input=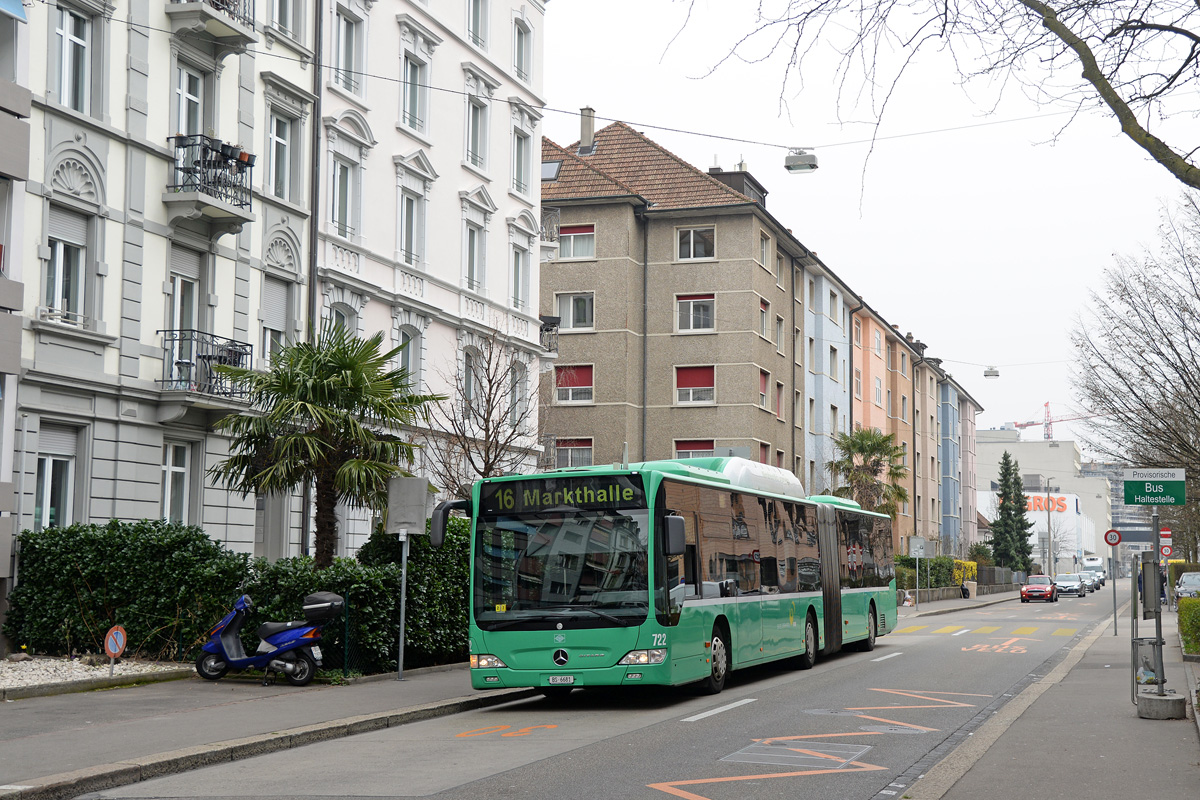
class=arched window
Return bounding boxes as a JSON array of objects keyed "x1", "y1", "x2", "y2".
[
  {"x1": 398, "y1": 326, "x2": 421, "y2": 391},
  {"x1": 330, "y1": 302, "x2": 356, "y2": 333}
]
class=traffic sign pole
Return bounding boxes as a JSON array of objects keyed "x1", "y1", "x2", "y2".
[{"x1": 1105, "y1": 529, "x2": 1121, "y2": 636}]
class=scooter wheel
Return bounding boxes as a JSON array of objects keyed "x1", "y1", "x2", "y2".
[
  {"x1": 195, "y1": 652, "x2": 228, "y2": 680},
  {"x1": 285, "y1": 651, "x2": 316, "y2": 687}
]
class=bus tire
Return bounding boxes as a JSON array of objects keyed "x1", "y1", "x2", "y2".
[
  {"x1": 797, "y1": 613, "x2": 817, "y2": 670},
  {"x1": 857, "y1": 606, "x2": 877, "y2": 652},
  {"x1": 700, "y1": 624, "x2": 730, "y2": 694}
]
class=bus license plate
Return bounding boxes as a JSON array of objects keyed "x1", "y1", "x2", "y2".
[{"x1": 548, "y1": 676, "x2": 575, "y2": 685}]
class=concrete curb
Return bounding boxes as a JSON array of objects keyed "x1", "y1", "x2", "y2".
[
  {"x1": 903, "y1": 595, "x2": 1018, "y2": 618},
  {"x1": 0, "y1": 668, "x2": 196, "y2": 702},
  {"x1": 0, "y1": 686, "x2": 539, "y2": 800}
]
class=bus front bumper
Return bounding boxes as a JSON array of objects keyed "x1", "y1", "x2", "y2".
[{"x1": 471, "y1": 663, "x2": 671, "y2": 690}]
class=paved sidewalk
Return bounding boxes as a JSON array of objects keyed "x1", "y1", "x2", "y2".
[
  {"x1": 915, "y1": 603, "x2": 1200, "y2": 799},
  {"x1": 896, "y1": 588, "x2": 1021, "y2": 618},
  {"x1": 0, "y1": 664, "x2": 534, "y2": 800}
]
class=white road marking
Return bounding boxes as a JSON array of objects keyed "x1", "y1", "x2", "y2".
[
  {"x1": 683, "y1": 698, "x2": 757, "y2": 722},
  {"x1": 872, "y1": 652, "x2": 902, "y2": 662},
  {"x1": 952, "y1": 629, "x2": 972, "y2": 636}
]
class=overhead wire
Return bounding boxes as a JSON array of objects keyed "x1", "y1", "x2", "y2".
[{"x1": 33, "y1": 0, "x2": 1078, "y2": 155}]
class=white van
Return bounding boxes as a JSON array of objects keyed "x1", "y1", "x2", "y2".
[{"x1": 1081, "y1": 556, "x2": 1106, "y2": 581}]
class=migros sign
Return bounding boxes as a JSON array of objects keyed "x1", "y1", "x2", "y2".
[{"x1": 1027, "y1": 495, "x2": 1068, "y2": 513}]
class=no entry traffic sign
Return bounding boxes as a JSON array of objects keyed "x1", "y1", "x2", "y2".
[{"x1": 1104, "y1": 529, "x2": 1122, "y2": 546}]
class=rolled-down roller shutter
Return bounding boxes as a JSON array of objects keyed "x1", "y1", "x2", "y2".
[
  {"x1": 39, "y1": 423, "x2": 77, "y2": 455},
  {"x1": 261, "y1": 277, "x2": 288, "y2": 332}
]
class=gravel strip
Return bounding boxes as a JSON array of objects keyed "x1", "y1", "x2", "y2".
[{"x1": 1, "y1": 656, "x2": 187, "y2": 689}]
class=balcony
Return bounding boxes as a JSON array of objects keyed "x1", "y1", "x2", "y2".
[
  {"x1": 540, "y1": 206, "x2": 560, "y2": 242},
  {"x1": 164, "y1": 0, "x2": 258, "y2": 56},
  {"x1": 158, "y1": 329, "x2": 252, "y2": 398},
  {"x1": 163, "y1": 135, "x2": 256, "y2": 237},
  {"x1": 539, "y1": 316, "x2": 559, "y2": 353}
]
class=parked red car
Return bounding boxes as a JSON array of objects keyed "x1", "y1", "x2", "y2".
[{"x1": 1021, "y1": 575, "x2": 1058, "y2": 603}]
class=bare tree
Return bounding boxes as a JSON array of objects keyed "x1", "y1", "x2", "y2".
[
  {"x1": 1073, "y1": 194, "x2": 1200, "y2": 473},
  {"x1": 679, "y1": 1, "x2": 1200, "y2": 189},
  {"x1": 421, "y1": 328, "x2": 541, "y2": 496}
]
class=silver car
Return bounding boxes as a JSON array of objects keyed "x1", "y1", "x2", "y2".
[{"x1": 1056, "y1": 573, "x2": 1086, "y2": 597}]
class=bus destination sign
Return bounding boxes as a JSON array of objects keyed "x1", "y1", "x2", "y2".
[{"x1": 479, "y1": 475, "x2": 646, "y2": 515}]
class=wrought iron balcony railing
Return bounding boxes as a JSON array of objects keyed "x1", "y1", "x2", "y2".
[
  {"x1": 540, "y1": 206, "x2": 560, "y2": 242},
  {"x1": 167, "y1": 134, "x2": 254, "y2": 209},
  {"x1": 170, "y1": 0, "x2": 255, "y2": 31},
  {"x1": 158, "y1": 329, "x2": 253, "y2": 397}
]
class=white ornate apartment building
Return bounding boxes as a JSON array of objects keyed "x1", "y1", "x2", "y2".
[
  {"x1": 315, "y1": 0, "x2": 551, "y2": 552},
  {"x1": 0, "y1": 0, "x2": 551, "y2": 621}
]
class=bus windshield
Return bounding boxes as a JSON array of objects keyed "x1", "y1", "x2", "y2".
[{"x1": 473, "y1": 507, "x2": 651, "y2": 630}]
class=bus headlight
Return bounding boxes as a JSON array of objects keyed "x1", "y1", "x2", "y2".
[
  {"x1": 618, "y1": 648, "x2": 667, "y2": 665},
  {"x1": 471, "y1": 654, "x2": 507, "y2": 669}
]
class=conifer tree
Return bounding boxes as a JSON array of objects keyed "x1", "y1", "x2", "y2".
[{"x1": 991, "y1": 452, "x2": 1035, "y2": 572}]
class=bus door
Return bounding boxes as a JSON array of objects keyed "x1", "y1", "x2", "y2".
[{"x1": 815, "y1": 503, "x2": 842, "y2": 654}]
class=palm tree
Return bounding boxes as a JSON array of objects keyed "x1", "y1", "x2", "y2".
[
  {"x1": 208, "y1": 323, "x2": 443, "y2": 568},
  {"x1": 826, "y1": 428, "x2": 910, "y2": 517}
]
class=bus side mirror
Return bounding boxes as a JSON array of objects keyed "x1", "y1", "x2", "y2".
[
  {"x1": 664, "y1": 515, "x2": 686, "y2": 556},
  {"x1": 430, "y1": 499, "x2": 469, "y2": 548}
]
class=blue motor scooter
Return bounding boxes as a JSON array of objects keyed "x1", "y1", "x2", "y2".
[{"x1": 195, "y1": 591, "x2": 344, "y2": 686}]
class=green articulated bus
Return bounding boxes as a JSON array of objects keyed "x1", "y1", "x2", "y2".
[{"x1": 430, "y1": 456, "x2": 897, "y2": 696}]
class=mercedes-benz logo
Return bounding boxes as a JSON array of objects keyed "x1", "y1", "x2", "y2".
[{"x1": 552, "y1": 649, "x2": 569, "y2": 666}]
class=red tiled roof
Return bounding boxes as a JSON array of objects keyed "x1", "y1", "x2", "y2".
[
  {"x1": 541, "y1": 138, "x2": 640, "y2": 202},
  {"x1": 574, "y1": 122, "x2": 754, "y2": 209},
  {"x1": 543, "y1": 122, "x2": 756, "y2": 210}
]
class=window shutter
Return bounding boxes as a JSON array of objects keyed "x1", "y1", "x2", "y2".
[
  {"x1": 677, "y1": 294, "x2": 713, "y2": 302},
  {"x1": 262, "y1": 277, "x2": 289, "y2": 330},
  {"x1": 676, "y1": 440, "x2": 713, "y2": 451},
  {"x1": 556, "y1": 438, "x2": 591, "y2": 448},
  {"x1": 170, "y1": 246, "x2": 203, "y2": 281},
  {"x1": 676, "y1": 366, "x2": 713, "y2": 388},
  {"x1": 39, "y1": 424, "x2": 77, "y2": 456},
  {"x1": 48, "y1": 206, "x2": 88, "y2": 245},
  {"x1": 559, "y1": 225, "x2": 594, "y2": 235}
]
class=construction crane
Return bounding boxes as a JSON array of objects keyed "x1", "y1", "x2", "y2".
[{"x1": 1013, "y1": 401, "x2": 1100, "y2": 440}]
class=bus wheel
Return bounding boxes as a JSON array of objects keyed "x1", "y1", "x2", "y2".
[
  {"x1": 858, "y1": 607, "x2": 877, "y2": 652},
  {"x1": 700, "y1": 626, "x2": 729, "y2": 694},
  {"x1": 797, "y1": 614, "x2": 817, "y2": 670}
]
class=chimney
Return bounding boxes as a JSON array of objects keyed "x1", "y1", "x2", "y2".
[{"x1": 579, "y1": 107, "x2": 595, "y2": 155}]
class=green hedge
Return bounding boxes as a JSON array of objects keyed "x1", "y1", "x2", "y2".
[
  {"x1": 356, "y1": 515, "x2": 471, "y2": 667},
  {"x1": 1179, "y1": 597, "x2": 1200, "y2": 655},
  {"x1": 3, "y1": 520, "x2": 249, "y2": 659},
  {"x1": 895, "y1": 555, "x2": 957, "y2": 588},
  {"x1": 4, "y1": 517, "x2": 473, "y2": 673}
]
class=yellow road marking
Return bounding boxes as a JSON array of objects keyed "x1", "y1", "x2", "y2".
[
  {"x1": 1052, "y1": 628, "x2": 1078, "y2": 636},
  {"x1": 974, "y1": 626, "x2": 1001, "y2": 633},
  {"x1": 893, "y1": 625, "x2": 928, "y2": 633},
  {"x1": 1011, "y1": 626, "x2": 1038, "y2": 635},
  {"x1": 933, "y1": 625, "x2": 963, "y2": 633}
]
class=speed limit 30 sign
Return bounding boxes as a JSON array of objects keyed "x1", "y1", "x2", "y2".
[
  {"x1": 1161, "y1": 544, "x2": 1174, "y2": 558},
  {"x1": 1104, "y1": 529, "x2": 1122, "y2": 546}
]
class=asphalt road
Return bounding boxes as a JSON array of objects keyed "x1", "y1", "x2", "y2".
[{"x1": 81, "y1": 588, "x2": 1121, "y2": 800}]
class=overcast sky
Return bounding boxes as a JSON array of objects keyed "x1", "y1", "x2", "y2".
[{"x1": 540, "y1": 1, "x2": 1189, "y2": 456}]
